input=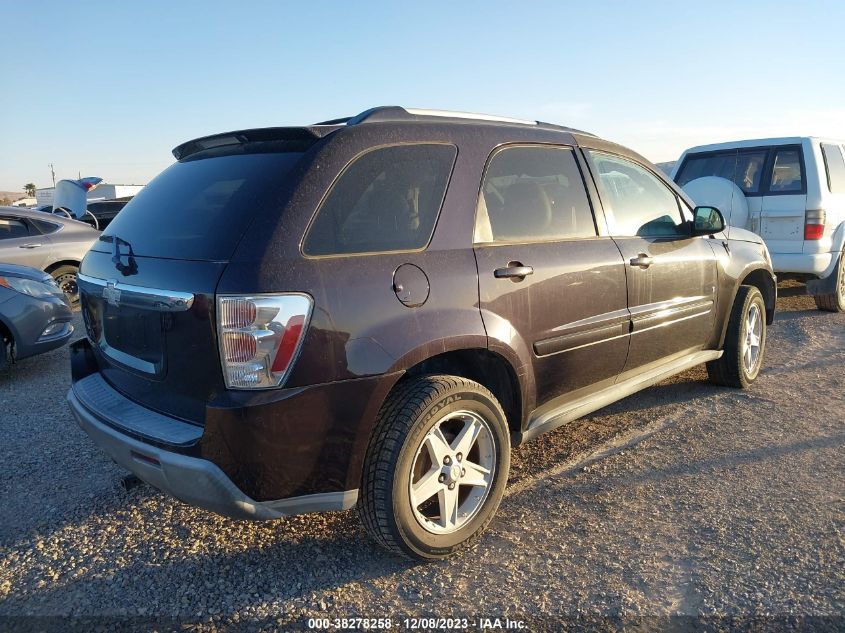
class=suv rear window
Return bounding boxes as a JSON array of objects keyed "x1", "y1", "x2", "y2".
[
  {"x1": 821, "y1": 143, "x2": 845, "y2": 193},
  {"x1": 303, "y1": 144, "x2": 457, "y2": 256},
  {"x1": 769, "y1": 149, "x2": 803, "y2": 193},
  {"x1": 676, "y1": 149, "x2": 768, "y2": 194},
  {"x1": 96, "y1": 151, "x2": 305, "y2": 260}
]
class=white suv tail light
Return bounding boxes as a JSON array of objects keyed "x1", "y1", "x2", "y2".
[
  {"x1": 804, "y1": 209, "x2": 826, "y2": 240},
  {"x1": 217, "y1": 294, "x2": 312, "y2": 389}
]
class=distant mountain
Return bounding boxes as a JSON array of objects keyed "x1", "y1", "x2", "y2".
[
  {"x1": 0, "y1": 191, "x2": 26, "y2": 205},
  {"x1": 655, "y1": 161, "x2": 676, "y2": 176}
]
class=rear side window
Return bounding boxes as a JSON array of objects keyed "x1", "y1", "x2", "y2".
[
  {"x1": 821, "y1": 143, "x2": 845, "y2": 193},
  {"x1": 304, "y1": 144, "x2": 456, "y2": 256},
  {"x1": 30, "y1": 219, "x2": 61, "y2": 234},
  {"x1": 98, "y1": 151, "x2": 306, "y2": 260},
  {"x1": 769, "y1": 149, "x2": 803, "y2": 193},
  {"x1": 589, "y1": 151, "x2": 685, "y2": 237},
  {"x1": 474, "y1": 145, "x2": 596, "y2": 243},
  {"x1": 0, "y1": 218, "x2": 30, "y2": 240},
  {"x1": 676, "y1": 149, "x2": 767, "y2": 194}
]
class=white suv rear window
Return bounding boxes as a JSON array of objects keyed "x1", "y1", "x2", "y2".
[
  {"x1": 821, "y1": 143, "x2": 845, "y2": 193},
  {"x1": 676, "y1": 150, "x2": 767, "y2": 194}
]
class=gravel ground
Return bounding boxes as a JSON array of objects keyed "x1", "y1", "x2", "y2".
[{"x1": 0, "y1": 283, "x2": 843, "y2": 631}]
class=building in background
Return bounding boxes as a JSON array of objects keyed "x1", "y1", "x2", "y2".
[{"x1": 35, "y1": 183, "x2": 144, "y2": 207}]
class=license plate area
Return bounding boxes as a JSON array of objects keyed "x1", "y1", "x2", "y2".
[
  {"x1": 78, "y1": 274, "x2": 190, "y2": 379},
  {"x1": 100, "y1": 304, "x2": 165, "y2": 375}
]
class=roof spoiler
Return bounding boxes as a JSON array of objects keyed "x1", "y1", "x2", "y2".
[{"x1": 172, "y1": 126, "x2": 339, "y2": 160}]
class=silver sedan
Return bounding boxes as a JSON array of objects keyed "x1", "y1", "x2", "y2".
[{"x1": 0, "y1": 206, "x2": 100, "y2": 303}]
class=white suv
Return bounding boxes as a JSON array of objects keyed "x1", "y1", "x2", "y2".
[{"x1": 672, "y1": 137, "x2": 845, "y2": 311}]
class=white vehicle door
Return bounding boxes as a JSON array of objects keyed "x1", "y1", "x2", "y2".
[{"x1": 760, "y1": 145, "x2": 807, "y2": 254}]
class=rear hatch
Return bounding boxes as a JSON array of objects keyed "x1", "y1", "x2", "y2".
[
  {"x1": 761, "y1": 145, "x2": 807, "y2": 254},
  {"x1": 79, "y1": 143, "x2": 314, "y2": 424}
]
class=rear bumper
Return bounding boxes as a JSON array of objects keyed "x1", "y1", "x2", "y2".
[
  {"x1": 771, "y1": 252, "x2": 833, "y2": 276},
  {"x1": 67, "y1": 375, "x2": 358, "y2": 520}
]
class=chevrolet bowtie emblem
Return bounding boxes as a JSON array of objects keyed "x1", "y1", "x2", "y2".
[{"x1": 103, "y1": 280, "x2": 121, "y2": 307}]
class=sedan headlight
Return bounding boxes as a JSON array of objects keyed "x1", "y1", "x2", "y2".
[{"x1": 0, "y1": 275, "x2": 66, "y2": 300}]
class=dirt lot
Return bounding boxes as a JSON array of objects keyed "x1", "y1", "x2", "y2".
[{"x1": 0, "y1": 283, "x2": 843, "y2": 631}]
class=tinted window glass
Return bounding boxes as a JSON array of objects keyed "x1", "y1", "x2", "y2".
[
  {"x1": 98, "y1": 152, "x2": 305, "y2": 260},
  {"x1": 0, "y1": 218, "x2": 29, "y2": 240},
  {"x1": 821, "y1": 143, "x2": 845, "y2": 193},
  {"x1": 769, "y1": 149, "x2": 803, "y2": 192},
  {"x1": 589, "y1": 152, "x2": 684, "y2": 237},
  {"x1": 475, "y1": 146, "x2": 595, "y2": 243},
  {"x1": 676, "y1": 149, "x2": 767, "y2": 194},
  {"x1": 304, "y1": 144, "x2": 456, "y2": 256},
  {"x1": 30, "y1": 219, "x2": 61, "y2": 234}
]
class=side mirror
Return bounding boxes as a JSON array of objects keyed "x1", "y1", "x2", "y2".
[{"x1": 692, "y1": 206, "x2": 725, "y2": 236}]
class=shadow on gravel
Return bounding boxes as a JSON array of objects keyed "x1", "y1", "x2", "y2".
[
  {"x1": 12, "y1": 431, "x2": 842, "y2": 617},
  {"x1": 564, "y1": 432, "x2": 845, "y2": 495},
  {"x1": 777, "y1": 284, "x2": 808, "y2": 299},
  {"x1": 582, "y1": 377, "x2": 719, "y2": 421}
]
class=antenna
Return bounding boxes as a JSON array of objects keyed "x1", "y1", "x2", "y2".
[{"x1": 49, "y1": 163, "x2": 56, "y2": 187}]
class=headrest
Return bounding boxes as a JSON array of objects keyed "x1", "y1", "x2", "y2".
[{"x1": 490, "y1": 181, "x2": 551, "y2": 240}]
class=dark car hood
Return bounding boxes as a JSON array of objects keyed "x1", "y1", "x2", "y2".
[{"x1": 0, "y1": 263, "x2": 52, "y2": 283}]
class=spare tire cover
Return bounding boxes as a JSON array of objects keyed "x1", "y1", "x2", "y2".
[{"x1": 682, "y1": 176, "x2": 749, "y2": 231}]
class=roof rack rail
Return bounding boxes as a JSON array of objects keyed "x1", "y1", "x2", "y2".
[{"x1": 314, "y1": 106, "x2": 596, "y2": 136}]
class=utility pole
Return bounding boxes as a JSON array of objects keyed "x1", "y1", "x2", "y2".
[{"x1": 49, "y1": 163, "x2": 56, "y2": 187}]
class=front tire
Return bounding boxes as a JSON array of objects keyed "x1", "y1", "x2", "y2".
[
  {"x1": 707, "y1": 285, "x2": 767, "y2": 388},
  {"x1": 358, "y1": 375, "x2": 511, "y2": 560},
  {"x1": 813, "y1": 251, "x2": 845, "y2": 312}
]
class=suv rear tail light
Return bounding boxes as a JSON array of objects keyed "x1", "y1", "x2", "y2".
[
  {"x1": 217, "y1": 294, "x2": 312, "y2": 389},
  {"x1": 804, "y1": 209, "x2": 826, "y2": 240}
]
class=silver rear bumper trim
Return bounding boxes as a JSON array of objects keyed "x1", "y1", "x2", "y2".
[{"x1": 67, "y1": 386, "x2": 359, "y2": 520}]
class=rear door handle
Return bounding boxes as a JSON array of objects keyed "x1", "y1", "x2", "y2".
[
  {"x1": 629, "y1": 254, "x2": 653, "y2": 269},
  {"x1": 494, "y1": 265, "x2": 534, "y2": 279},
  {"x1": 20, "y1": 243, "x2": 42, "y2": 249}
]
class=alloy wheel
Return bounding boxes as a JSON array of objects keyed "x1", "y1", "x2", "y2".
[
  {"x1": 409, "y1": 410, "x2": 496, "y2": 534},
  {"x1": 742, "y1": 303, "x2": 762, "y2": 374}
]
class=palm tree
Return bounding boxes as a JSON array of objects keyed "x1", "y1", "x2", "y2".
[{"x1": 24, "y1": 183, "x2": 36, "y2": 197}]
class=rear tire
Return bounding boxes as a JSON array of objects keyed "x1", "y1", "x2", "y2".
[
  {"x1": 813, "y1": 252, "x2": 845, "y2": 312},
  {"x1": 358, "y1": 375, "x2": 510, "y2": 560},
  {"x1": 707, "y1": 285, "x2": 767, "y2": 388},
  {"x1": 50, "y1": 265, "x2": 79, "y2": 304}
]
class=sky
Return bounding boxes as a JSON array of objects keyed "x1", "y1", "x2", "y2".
[{"x1": 2, "y1": 0, "x2": 845, "y2": 192}]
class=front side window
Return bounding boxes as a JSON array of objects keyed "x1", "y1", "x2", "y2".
[
  {"x1": 769, "y1": 149, "x2": 803, "y2": 193},
  {"x1": 0, "y1": 218, "x2": 29, "y2": 240},
  {"x1": 821, "y1": 143, "x2": 845, "y2": 193},
  {"x1": 675, "y1": 149, "x2": 768, "y2": 194},
  {"x1": 475, "y1": 145, "x2": 596, "y2": 243},
  {"x1": 304, "y1": 144, "x2": 457, "y2": 256},
  {"x1": 588, "y1": 152, "x2": 684, "y2": 237}
]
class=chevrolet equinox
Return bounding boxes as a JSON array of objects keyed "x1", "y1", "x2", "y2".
[{"x1": 68, "y1": 107, "x2": 777, "y2": 559}]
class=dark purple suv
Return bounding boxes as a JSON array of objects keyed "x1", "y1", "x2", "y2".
[{"x1": 68, "y1": 107, "x2": 776, "y2": 559}]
